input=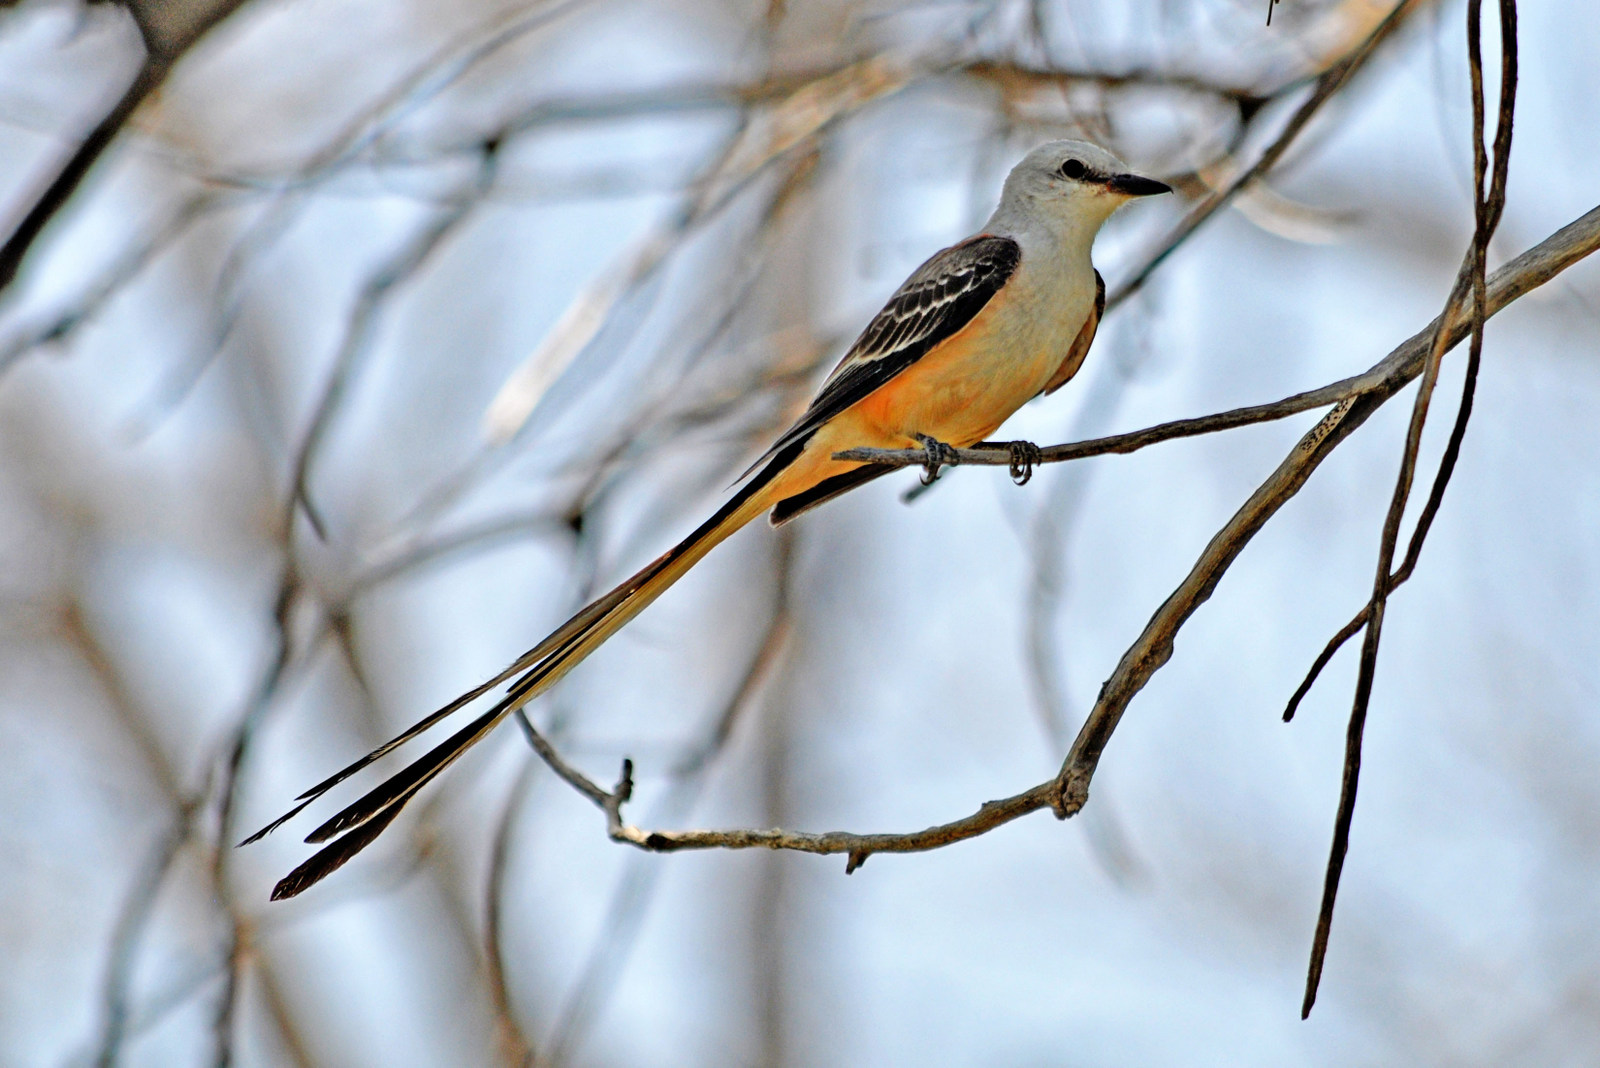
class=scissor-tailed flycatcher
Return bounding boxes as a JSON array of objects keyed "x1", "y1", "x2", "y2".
[{"x1": 249, "y1": 140, "x2": 1170, "y2": 899}]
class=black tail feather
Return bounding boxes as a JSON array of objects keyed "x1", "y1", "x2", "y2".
[
  {"x1": 304, "y1": 698, "x2": 511, "y2": 844},
  {"x1": 236, "y1": 583, "x2": 643, "y2": 849},
  {"x1": 253, "y1": 444, "x2": 805, "y2": 895},
  {"x1": 271, "y1": 801, "x2": 406, "y2": 900}
]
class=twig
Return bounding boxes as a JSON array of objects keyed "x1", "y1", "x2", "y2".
[
  {"x1": 1298, "y1": 0, "x2": 1518, "y2": 1018},
  {"x1": 834, "y1": 377, "x2": 1384, "y2": 469}
]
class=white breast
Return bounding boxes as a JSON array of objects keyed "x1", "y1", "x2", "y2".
[{"x1": 985, "y1": 236, "x2": 1097, "y2": 394}]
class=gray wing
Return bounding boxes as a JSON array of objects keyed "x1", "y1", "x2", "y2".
[{"x1": 743, "y1": 234, "x2": 1021, "y2": 477}]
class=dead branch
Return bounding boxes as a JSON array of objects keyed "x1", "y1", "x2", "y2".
[{"x1": 1298, "y1": 0, "x2": 1519, "y2": 1018}]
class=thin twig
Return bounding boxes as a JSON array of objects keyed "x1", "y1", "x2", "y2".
[
  {"x1": 834, "y1": 375, "x2": 1381, "y2": 469},
  {"x1": 1298, "y1": 0, "x2": 1518, "y2": 1018}
]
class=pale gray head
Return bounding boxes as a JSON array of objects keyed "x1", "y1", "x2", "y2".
[{"x1": 986, "y1": 139, "x2": 1170, "y2": 244}]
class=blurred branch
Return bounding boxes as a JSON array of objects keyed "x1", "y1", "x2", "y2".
[
  {"x1": 501, "y1": 203, "x2": 1599, "y2": 871},
  {"x1": 0, "y1": 0, "x2": 589, "y2": 395},
  {"x1": 0, "y1": 0, "x2": 253, "y2": 295},
  {"x1": 58, "y1": 601, "x2": 204, "y2": 1068},
  {"x1": 963, "y1": 59, "x2": 1266, "y2": 108},
  {"x1": 539, "y1": 530, "x2": 794, "y2": 1064},
  {"x1": 485, "y1": 765, "x2": 538, "y2": 1068},
  {"x1": 209, "y1": 568, "x2": 303, "y2": 1064},
  {"x1": 288, "y1": 144, "x2": 500, "y2": 539},
  {"x1": 408, "y1": 142, "x2": 826, "y2": 551},
  {"x1": 1108, "y1": 0, "x2": 1421, "y2": 311},
  {"x1": 0, "y1": 190, "x2": 236, "y2": 375},
  {"x1": 124, "y1": 0, "x2": 594, "y2": 425}
]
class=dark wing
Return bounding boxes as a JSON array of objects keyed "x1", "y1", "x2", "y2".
[
  {"x1": 1041, "y1": 268, "x2": 1103, "y2": 396},
  {"x1": 743, "y1": 234, "x2": 1021, "y2": 477}
]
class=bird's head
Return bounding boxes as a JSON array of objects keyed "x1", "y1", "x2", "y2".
[{"x1": 991, "y1": 139, "x2": 1170, "y2": 243}]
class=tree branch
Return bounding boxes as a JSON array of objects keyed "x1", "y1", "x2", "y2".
[{"x1": 1298, "y1": 0, "x2": 1518, "y2": 1018}]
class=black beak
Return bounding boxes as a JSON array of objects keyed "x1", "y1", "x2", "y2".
[{"x1": 1106, "y1": 173, "x2": 1172, "y2": 197}]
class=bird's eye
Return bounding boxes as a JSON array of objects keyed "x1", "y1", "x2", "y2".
[{"x1": 1059, "y1": 159, "x2": 1087, "y2": 180}]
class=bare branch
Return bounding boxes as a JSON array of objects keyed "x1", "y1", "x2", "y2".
[
  {"x1": 1055, "y1": 205, "x2": 1589, "y2": 828},
  {"x1": 1299, "y1": 0, "x2": 1519, "y2": 1018},
  {"x1": 833, "y1": 377, "x2": 1373, "y2": 469}
]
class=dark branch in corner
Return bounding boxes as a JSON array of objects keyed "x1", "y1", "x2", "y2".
[{"x1": 0, "y1": 0, "x2": 254, "y2": 296}]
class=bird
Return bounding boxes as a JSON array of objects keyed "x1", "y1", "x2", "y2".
[{"x1": 246, "y1": 139, "x2": 1170, "y2": 899}]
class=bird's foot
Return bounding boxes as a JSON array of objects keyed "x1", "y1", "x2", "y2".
[
  {"x1": 913, "y1": 434, "x2": 960, "y2": 485},
  {"x1": 973, "y1": 439, "x2": 1044, "y2": 485}
]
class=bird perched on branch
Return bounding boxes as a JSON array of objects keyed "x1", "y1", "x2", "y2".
[{"x1": 245, "y1": 139, "x2": 1170, "y2": 899}]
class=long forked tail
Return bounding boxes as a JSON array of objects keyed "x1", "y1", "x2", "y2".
[{"x1": 254, "y1": 454, "x2": 791, "y2": 900}]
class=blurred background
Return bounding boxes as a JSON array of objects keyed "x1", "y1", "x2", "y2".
[{"x1": 1, "y1": 0, "x2": 1597, "y2": 1064}]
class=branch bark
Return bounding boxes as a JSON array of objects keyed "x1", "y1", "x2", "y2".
[{"x1": 1052, "y1": 201, "x2": 1591, "y2": 820}]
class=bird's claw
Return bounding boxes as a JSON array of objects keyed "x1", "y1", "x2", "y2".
[
  {"x1": 914, "y1": 433, "x2": 959, "y2": 485},
  {"x1": 973, "y1": 439, "x2": 1044, "y2": 485},
  {"x1": 1005, "y1": 440, "x2": 1043, "y2": 485}
]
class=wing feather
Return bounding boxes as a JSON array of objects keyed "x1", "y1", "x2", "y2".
[{"x1": 742, "y1": 234, "x2": 1021, "y2": 476}]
